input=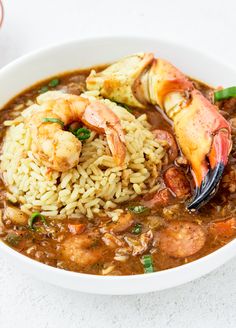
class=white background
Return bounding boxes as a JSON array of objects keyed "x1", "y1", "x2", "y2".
[{"x1": 0, "y1": 0, "x2": 236, "y2": 327}]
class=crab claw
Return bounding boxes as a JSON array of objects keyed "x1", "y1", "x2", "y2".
[
  {"x1": 187, "y1": 128, "x2": 231, "y2": 210},
  {"x1": 185, "y1": 92, "x2": 232, "y2": 211},
  {"x1": 86, "y1": 54, "x2": 232, "y2": 210},
  {"x1": 163, "y1": 86, "x2": 232, "y2": 211}
]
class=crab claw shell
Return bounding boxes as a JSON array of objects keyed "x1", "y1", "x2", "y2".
[
  {"x1": 187, "y1": 129, "x2": 232, "y2": 211},
  {"x1": 183, "y1": 91, "x2": 232, "y2": 211},
  {"x1": 86, "y1": 53, "x2": 232, "y2": 211},
  {"x1": 147, "y1": 58, "x2": 193, "y2": 108}
]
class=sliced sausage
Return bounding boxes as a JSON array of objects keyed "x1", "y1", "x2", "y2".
[
  {"x1": 164, "y1": 166, "x2": 191, "y2": 198},
  {"x1": 229, "y1": 118, "x2": 236, "y2": 135},
  {"x1": 209, "y1": 218, "x2": 236, "y2": 238},
  {"x1": 159, "y1": 221, "x2": 206, "y2": 258},
  {"x1": 153, "y1": 129, "x2": 178, "y2": 162},
  {"x1": 142, "y1": 188, "x2": 171, "y2": 208}
]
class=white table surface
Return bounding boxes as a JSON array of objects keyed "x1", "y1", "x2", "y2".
[{"x1": 0, "y1": 0, "x2": 236, "y2": 327}]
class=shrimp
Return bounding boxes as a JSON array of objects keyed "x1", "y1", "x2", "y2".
[
  {"x1": 62, "y1": 233, "x2": 103, "y2": 267},
  {"x1": 25, "y1": 91, "x2": 126, "y2": 172}
]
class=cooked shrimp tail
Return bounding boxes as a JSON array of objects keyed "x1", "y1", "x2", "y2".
[
  {"x1": 81, "y1": 101, "x2": 126, "y2": 165},
  {"x1": 25, "y1": 91, "x2": 126, "y2": 171}
]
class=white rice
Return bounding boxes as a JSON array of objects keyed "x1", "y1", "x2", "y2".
[{"x1": 0, "y1": 91, "x2": 167, "y2": 219}]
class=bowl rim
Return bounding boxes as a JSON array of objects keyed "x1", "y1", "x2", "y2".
[
  {"x1": 0, "y1": 1, "x2": 3, "y2": 28},
  {"x1": 1, "y1": 35, "x2": 236, "y2": 77},
  {"x1": 0, "y1": 35, "x2": 236, "y2": 294}
]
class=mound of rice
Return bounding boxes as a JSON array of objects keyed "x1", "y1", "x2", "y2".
[{"x1": 0, "y1": 91, "x2": 166, "y2": 219}]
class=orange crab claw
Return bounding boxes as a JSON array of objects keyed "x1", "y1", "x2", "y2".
[
  {"x1": 186, "y1": 93, "x2": 232, "y2": 210},
  {"x1": 187, "y1": 130, "x2": 231, "y2": 210},
  {"x1": 146, "y1": 58, "x2": 193, "y2": 108},
  {"x1": 86, "y1": 53, "x2": 232, "y2": 210}
]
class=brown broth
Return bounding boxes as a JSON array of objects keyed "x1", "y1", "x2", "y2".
[{"x1": 0, "y1": 67, "x2": 235, "y2": 276}]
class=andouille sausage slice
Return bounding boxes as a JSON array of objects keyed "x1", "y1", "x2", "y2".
[
  {"x1": 164, "y1": 166, "x2": 191, "y2": 198},
  {"x1": 153, "y1": 129, "x2": 178, "y2": 162},
  {"x1": 159, "y1": 221, "x2": 206, "y2": 258},
  {"x1": 142, "y1": 188, "x2": 172, "y2": 208}
]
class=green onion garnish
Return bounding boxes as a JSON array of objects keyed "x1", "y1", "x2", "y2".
[
  {"x1": 128, "y1": 205, "x2": 148, "y2": 214},
  {"x1": 71, "y1": 127, "x2": 91, "y2": 140},
  {"x1": 141, "y1": 254, "x2": 154, "y2": 273},
  {"x1": 42, "y1": 118, "x2": 64, "y2": 126},
  {"x1": 5, "y1": 233, "x2": 21, "y2": 246},
  {"x1": 114, "y1": 101, "x2": 132, "y2": 113},
  {"x1": 214, "y1": 86, "x2": 236, "y2": 102},
  {"x1": 48, "y1": 78, "x2": 60, "y2": 87},
  {"x1": 39, "y1": 79, "x2": 60, "y2": 93},
  {"x1": 28, "y1": 212, "x2": 47, "y2": 230},
  {"x1": 122, "y1": 104, "x2": 132, "y2": 113},
  {"x1": 132, "y1": 223, "x2": 142, "y2": 234},
  {"x1": 38, "y1": 86, "x2": 49, "y2": 94}
]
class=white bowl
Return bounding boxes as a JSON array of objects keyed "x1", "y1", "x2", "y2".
[
  {"x1": 0, "y1": 1, "x2": 3, "y2": 27},
  {"x1": 0, "y1": 37, "x2": 236, "y2": 295}
]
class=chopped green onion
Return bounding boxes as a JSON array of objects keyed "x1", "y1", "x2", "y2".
[
  {"x1": 116, "y1": 102, "x2": 132, "y2": 113},
  {"x1": 38, "y1": 78, "x2": 60, "y2": 93},
  {"x1": 28, "y1": 212, "x2": 47, "y2": 230},
  {"x1": 214, "y1": 86, "x2": 236, "y2": 102},
  {"x1": 122, "y1": 104, "x2": 132, "y2": 113},
  {"x1": 5, "y1": 233, "x2": 21, "y2": 246},
  {"x1": 48, "y1": 78, "x2": 60, "y2": 87},
  {"x1": 141, "y1": 254, "x2": 154, "y2": 273},
  {"x1": 72, "y1": 127, "x2": 91, "y2": 140},
  {"x1": 38, "y1": 86, "x2": 49, "y2": 94},
  {"x1": 132, "y1": 223, "x2": 142, "y2": 234},
  {"x1": 128, "y1": 205, "x2": 148, "y2": 214},
  {"x1": 42, "y1": 118, "x2": 64, "y2": 126}
]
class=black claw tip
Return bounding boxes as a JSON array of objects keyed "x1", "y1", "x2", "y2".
[{"x1": 187, "y1": 162, "x2": 225, "y2": 211}]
